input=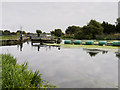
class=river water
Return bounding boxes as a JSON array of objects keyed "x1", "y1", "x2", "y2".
[{"x1": 0, "y1": 42, "x2": 118, "y2": 88}]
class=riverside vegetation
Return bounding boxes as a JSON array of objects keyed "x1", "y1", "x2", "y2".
[{"x1": 1, "y1": 54, "x2": 56, "y2": 88}]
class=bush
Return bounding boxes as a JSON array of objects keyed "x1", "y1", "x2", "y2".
[{"x1": 1, "y1": 54, "x2": 56, "y2": 88}]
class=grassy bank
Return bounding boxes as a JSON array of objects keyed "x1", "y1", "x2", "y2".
[{"x1": 1, "y1": 54, "x2": 56, "y2": 88}]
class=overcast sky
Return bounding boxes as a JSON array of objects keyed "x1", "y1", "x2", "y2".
[{"x1": 2, "y1": 2, "x2": 118, "y2": 33}]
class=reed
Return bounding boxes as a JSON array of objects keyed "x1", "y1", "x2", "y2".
[{"x1": 1, "y1": 54, "x2": 56, "y2": 88}]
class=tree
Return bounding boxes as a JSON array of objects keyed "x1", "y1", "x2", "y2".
[
  {"x1": 16, "y1": 30, "x2": 22, "y2": 35},
  {"x1": 3, "y1": 30, "x2": 11, "y2": 35},
  {"x1": 54, "y1": 29, "x2": 63, "y2": 37},
  {"x1": 116, "y1": 18, "x2": 120, "y2": 24},
  {"x1": 86, "y1": 20, "x2": 103, "y2": 39},
  {"x1": 101, "y1": 21, "x2": 116, "y2": 34},
  {"x1": 36, "y1": 30, "x2": 42, "y2": 37},
  {"x1": 116, "y1": 24, "x2": 120, "y2": 33},
  {"x1": 50, "y1": 31, "x2": 55, "y2": 35},
  {"x1": 74, "y1": 29, "x2": 84, "y2": 39},
  {"x1": 115, "y1": 18, "x2": 120, "y2": 33},
  {"x1": 11, "y1": 32, "x2": 16, "y2": 35},
  {"x1": 43, "y1": 32, "x2": 46, "y2": 34},
  {"x1": 74, "y1": 20, "x2": 103, "y2": 39},
  {"x1": 65, "y1": 26, "x2": 81, "y2": 34},
  {"x1": 22, "y1": 31, "x2": 26, "y2": 35}
]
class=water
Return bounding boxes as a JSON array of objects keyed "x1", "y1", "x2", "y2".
[{"x1": 0, "y1": 42, "x2": 118, "y2": 88}]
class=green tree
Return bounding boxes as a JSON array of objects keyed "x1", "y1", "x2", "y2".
[
  {"x1": 36, "y1": 30, "x2": 42, "y2": 37},
  {"x1": 65, "y1": 26, "x2": 81, "y2": 34},
  {"x1": 101, "y1": 21, "x2": 116, "y2": 34},
  {"x1": 86, "y1": 20, "x2": 103, "y2": 39},
  {"x1": 116, "y1": 18, "x2": 120, "y2": 24},
  {"x1": 3, "y1": 30, "x2": 11, "y2": 35},
  {"x1": 115, "y1": 18, "x2": 120, "y2": 33},
  {"x1": 54, "y1": 29, "x2": 63, "y2": 37},
  {"x1": 81, "y1": 25, "x2": 93, "y2": 39},
  {"x1": 16, "y1": 30, "x2": 22, "y2": 35},
  {"x1": 74, "y1": 20, "x2": 103, "y2": 39},
  {"x1": 74, "y1": 29, "x2": 84, "y2": 39},
  {"x1": 11, "y1": 32, "x2": 16, "y2": 35},
  {"x1": 50, "y1": 31, "x2": 55, "y2": 35},
  {"x1": 22, "y1": 31, "x2": 26, "y2": 35},
  {"x1": 43, "y1": 32, "x2": 46, "y2": 34}
]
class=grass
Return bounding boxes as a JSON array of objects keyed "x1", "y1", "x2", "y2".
[
  {"x1": 0, "y1": 35, "x2": 18, "y2": 40},
  {"x1": 46, "y1": 43, "x2": 119, "y2": 49},
  {"x1": 1, "y1": 54, "x2": 56, "y2": 88}
]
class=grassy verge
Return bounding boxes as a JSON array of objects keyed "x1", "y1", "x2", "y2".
[{"x1": 1, "y1": 54, "x2": 56, "y2": 88}]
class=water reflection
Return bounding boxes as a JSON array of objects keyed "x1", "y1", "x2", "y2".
[
  {"x1": 30, "y1": 42, "x2": 61, "y2": 51},
  {"x1": 27, "y1": 41, "x2": 29, "y2": 44},
  {"x1": 16, "y1": 41, "x2": 117, "y2": 59},
  {"x1": 83, "y1": 48, "x2": 108, "y2": 57},
  {"x1": 17, "y1": 42, "x2": 110, "y2": 57},
  {"x1": 87, "y1": 52, "x2": 99, "y2": 57},
  {"x1": 115, "y1": 52, "x2": 120, "y2": 60},
  {"x1": 0, "y1": 42, "x2": 118, "y2": 88},
  {"x1": 20, "y1": 42, "x2": 23, "y2": 51},
  {"x1": 17, "y1": 42, "x2": 23, "y2": 51}
]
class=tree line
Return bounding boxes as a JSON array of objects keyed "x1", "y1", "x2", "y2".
[
  {"x1": 0, "y1": 30, "x2": 27, "y2": 36},
  {"x1": 0, "y1": 18, "x2": 120, "y2": 40},
  {"x1": 50, "y1": 18, "x2": 120, "y2": 40}
]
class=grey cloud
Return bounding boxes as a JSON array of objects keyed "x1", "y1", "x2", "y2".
[{"x1": 2, "y1": 2, "x2": 118, "y2": 33}]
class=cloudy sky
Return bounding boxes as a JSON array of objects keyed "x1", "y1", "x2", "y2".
[{"x1": 1, "y1": 1, "x2": 119, "y2": 33}]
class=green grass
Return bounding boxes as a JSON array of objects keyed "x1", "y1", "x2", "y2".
[
  {"x1": 0, "y1": 35, "x2": 29, "y2": 40},
  {"x1": 1, "y1": 54, "x2": 56, "y2": 88},
  {"x1": 0, "y1": 35, "x2": 18, "y2": 40},
  {"x1": 46, "y1": 43, "x2": 119, "y2": 49}
]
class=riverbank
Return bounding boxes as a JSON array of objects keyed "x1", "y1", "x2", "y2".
[
  {"x1": 0, "y1": 35, "x2": 17, "y2": 40},
  {"x1": 1, "y1": 54, "x2": 56, "y2": 88},
  {"x1": 0, "y1": 35, "x2": 29, "y2": 41},
  {"x1": 0, "y1": 35, "x2": 30, "y2": 46},
  {"x1": 46, "y1": 43, "x2": 119, "y2": 52}
]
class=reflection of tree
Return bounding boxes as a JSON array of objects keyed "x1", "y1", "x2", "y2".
[
  {"x1": 83, "y1": 48, "x2": 108, "y2": 57},
  {"x1": 20, "y1": 42, "x2": 23, "y2": 51},
  {"x1": 38, "y1": 45, "x2": 40, "y2": 51},
  {"x1": 30, "y1": 43, "x2": 61, "y2": 51},
  {"x1": 58, "y1": 47, "x2": 60, "y2": 50},
  {"x1": 27, "y1": 41, "x2": 29, "y2": 44},
  {"x1": 17, "y1": 44, "x2": 19, "y2": 50},
  {"x1": 102, "y1": 51, "x2": 108, "y2": 54},
  {"x1": 116, "y1": 52, "x2": 120, "y2": 60},
  {"x1": 87, "y1": 52, "x2": 99, "y2": 57}
]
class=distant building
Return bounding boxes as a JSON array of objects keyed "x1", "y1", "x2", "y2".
[{"x1": 31, "y1": 33, "x2": 52, "y2": 40}]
